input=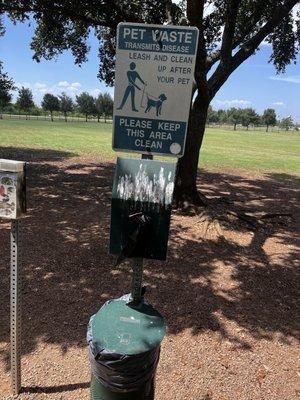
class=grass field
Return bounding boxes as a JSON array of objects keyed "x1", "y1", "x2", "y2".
[{"x1": 0, "y1": 119, "x2": 299, "y2": 175}]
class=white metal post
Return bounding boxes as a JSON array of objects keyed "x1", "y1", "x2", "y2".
[{"x1": 10, "y1": 219, "x2": 21, "y2": 395}]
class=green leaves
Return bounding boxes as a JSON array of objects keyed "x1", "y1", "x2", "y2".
[
  {"x1": 16, "y1": 87, "x2": 35, "y2": 111},
  {"x1": 1, "y1": 0, "x2": 299, "y2": 88},
  {"x1": 262, "y1": 108, "x2": 277, "y2": 127},
  {"x1": 41, "y1": 93, "x2": 60, "y2": 112},
  {"x1": 59, "y1": 93, "x2": 74, "y2": 114},
  {"x1": 76, "y1": 92, "x2": 96, "y2": 119},
  {"x1": 269, "y1": 13, "x2": 297, "y2": 73},
  {"x1": 95, "y1": 93, "x2": 113, "y2": 117},
  {"x1": 0, "y1": 62, "x2": 15, "y2": 111},
  {"x1": 280, "y1": 115, "x2": 294, "y2": 130}
]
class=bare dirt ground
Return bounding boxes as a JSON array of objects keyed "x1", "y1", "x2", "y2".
[{"x1": 0, "y1": 148, "x2": 299, "y2": 400}]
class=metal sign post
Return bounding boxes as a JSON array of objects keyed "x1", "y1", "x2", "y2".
[
  {"x1": 130, "y1": 154, "x2": 153, "y2": 304},
  {"x1": 131, "y1": 258, "x2": 144, "y2": 304},
  {"x1": 0, "y1": 159, "x2": 26, "y2": 395},
  {"x1": 10, "y1": 219, "x2": 21, "y2": 395}
]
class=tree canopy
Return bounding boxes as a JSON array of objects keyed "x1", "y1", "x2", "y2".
[
  {"x1": 16, "y1": 86, "x2": 34, "y2": 117},
  {"x1": 41, "y1": 93, "x2": 60, "y2": 121},
  {"x1": 2, "y1": 1, "x2": 298, "y2": 87},
  {"x1": 59, "y1": 92, "x2": 74, "y2": 121},
  {"x1": 76, "y1": 92, "x2": 96, "y2": 122},
  {"x1": 227, "y1": 107, "x2": 242, "y2": 130},
  {"x1": 0, "y1": 61, "x2": 15, "y2": 118},
  {"x1": 95, "y1": 93, "x2": 114, "y2": 122},
  {"x1": 262, "y1": 108, "x2": 277, "y2": 131},
  {"x1": 280, "y1": 116, "x2": 294, "y2": 131},
  {"x1": 240, "y1": 108, "x2": 260, "y2": 129}
]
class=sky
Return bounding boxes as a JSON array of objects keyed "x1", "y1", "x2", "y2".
[{"x1": 1, "y1": 14, "x2": 300, "y2": 122}]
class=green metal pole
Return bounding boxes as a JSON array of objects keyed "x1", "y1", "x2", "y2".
[
  {"x1": 131, "y1": 258, "x2": 143, "y2": 304},
  {"x1": 130, "y1": 153, "x2": 153, "y2": 305}
]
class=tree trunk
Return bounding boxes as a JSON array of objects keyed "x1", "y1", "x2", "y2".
[
  {"x1": 266, "y1": 124, "x2": 269, "y2": 132},
  {"x1": 174, "y1": 97, "x2": 209, "y2": 206},
  {"x1": 86, "y1": 114, "x2": 88, "y2": 122},
  {"x1": 51, "y1": 111, "x2": 53, "y2": 122},
  {"x1": 65, "y1": 112, "x2": 67, "y2": 122},
  {"x1": 104, "y1": 114, "x2": 107, "y2": 123},
  {"x1": 97, "y1": 115, "x2": 100, "y2": 122},
  {"x1": 234, "y1": 123, "x2": 237, "y2": 130}
]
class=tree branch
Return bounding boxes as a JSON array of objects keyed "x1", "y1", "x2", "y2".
[
  {"x1": 187, "y1": 0, "x2": 210, "y2": 103},
  {"x1": 208, "y1": 0, "x2": 299, "y2": 99},
  {"x1": 206, "y1": 4, "x2": 270, "y2": 72},
  {"x1": 220, "y1": 0, "x2": 240, "y2": 65},
  {"x1": 206, "y1": 51, "x2": 221, "y2": 71},
  {"x1": 231, "y1": 0, "x2": 299, "y2": 66}
]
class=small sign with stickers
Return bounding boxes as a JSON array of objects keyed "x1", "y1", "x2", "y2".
[{"x1": 0, "y1": 159, "x2": 26, "y2": 220}]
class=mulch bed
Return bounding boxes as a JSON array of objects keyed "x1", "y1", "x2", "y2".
[{"x1": 0, "y1": 148, "x2": 299, "y2": 400}]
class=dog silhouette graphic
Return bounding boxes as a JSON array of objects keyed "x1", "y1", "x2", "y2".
[{"x1": 145, "y1": 94, "x2": 167, "y2": 116}]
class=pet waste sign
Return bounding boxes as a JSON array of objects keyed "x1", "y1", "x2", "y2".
[{"x1": 113, "y1": 23, "x2": 199, "y2": 157}]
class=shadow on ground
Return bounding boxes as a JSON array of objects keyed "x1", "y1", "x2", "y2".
[
  {"x1": 0, "y1": 147, "x2": 299, "y2": 372},
  {"x1": 0, "y1": 146, "x2": 78, "y2": 162},
  {"x1": 22, "y1": 382, "x2": 90, "y2": 394}
]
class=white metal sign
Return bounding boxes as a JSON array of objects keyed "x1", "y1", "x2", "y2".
[{"x1": 113, "y1": 23, "x2": 199, "y2": 157}]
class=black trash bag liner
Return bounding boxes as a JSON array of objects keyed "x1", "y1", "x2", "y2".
[{"x1": 87, "y1": 296, "x2": 161, "y2": 393}]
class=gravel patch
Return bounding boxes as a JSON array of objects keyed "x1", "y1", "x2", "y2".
[{"x1": 0, "y1": 150, "x2": 299, "y2": 399}]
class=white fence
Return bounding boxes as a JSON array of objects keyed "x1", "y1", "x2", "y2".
[
  {"x1": 1, "y1": 113, "x2": 298, "y2": 132},
  {"x1": 1, "y1": 113, "x2": 113, "y2": 123}
]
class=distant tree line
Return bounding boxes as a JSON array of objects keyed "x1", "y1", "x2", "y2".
[
  {"x1": 0, "y1": 66, "x2": 298, "y2": 130},
  {"x1": 0, "y1": 78, "x2": 114, "y2": 122},
  {"x1": 40, "y1": 91, "x2": 113, "y2": 122},
  {"x1": 207, "y1": 105, "x2": 297, "y2": 132}
]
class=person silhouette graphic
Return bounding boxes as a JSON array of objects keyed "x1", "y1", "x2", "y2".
[{"x1": 117, "y1": 62, "x2": 146, "y2": 112}]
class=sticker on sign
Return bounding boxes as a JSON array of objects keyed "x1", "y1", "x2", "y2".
[{"x1": 113, "y1": 23, "x2": 199, "y2": 158}]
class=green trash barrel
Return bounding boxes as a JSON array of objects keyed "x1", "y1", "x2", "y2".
[
  {"x1": 87, "y1": 296, "x2": 166, "y2": 400},
  {"x1": 90, "y1": 375, "x2": 154, "y2": 400}
]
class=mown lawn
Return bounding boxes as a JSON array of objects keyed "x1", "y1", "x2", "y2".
[{"x1": 0, "y1": 119, "x2": 299, "y2": 175}]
